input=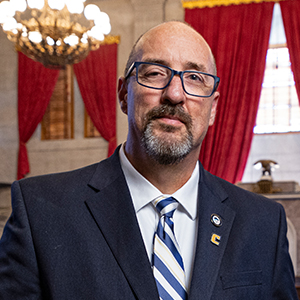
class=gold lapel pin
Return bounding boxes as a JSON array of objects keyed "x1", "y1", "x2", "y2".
[{"x1": 211, "y1": 233, "x2": 221, "y2": 246}]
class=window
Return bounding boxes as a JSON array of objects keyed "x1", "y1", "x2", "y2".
[
  {"x1": 254, "y1": 47, "x2": 300, "y2": 134},
  {"x1": 254, "y1": 3, "x2": 300, "y2": 134},
  {"x1": 41, "y1": 66, "x2": 101, "y2": 139},
  {"x1": 41, "y1": 65, "x2": 74, "y2": 140}
]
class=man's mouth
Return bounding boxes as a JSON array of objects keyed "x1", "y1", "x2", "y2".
[
  {"x1": 155, "y1": 115, "x2": 185, "y2": 126},
  {"x1": 144, "y1": 104, "x2": 193, "y2": 130}
]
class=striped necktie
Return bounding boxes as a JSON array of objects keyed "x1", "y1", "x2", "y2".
[{"x1": 152, "y1": 196, "x2": 187, "y2": 300}]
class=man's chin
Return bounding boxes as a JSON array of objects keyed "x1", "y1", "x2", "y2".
[
  {"x1": 142, "y1": 129, "x2": 193, "y2": 165},
  {"x1": 151, "y1": 122, "x2": 186, "y2": 137}
]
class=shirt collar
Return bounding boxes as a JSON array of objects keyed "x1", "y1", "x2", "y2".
[{"x1": 119, "y1": 144, "x2": 199, "y2": 220}]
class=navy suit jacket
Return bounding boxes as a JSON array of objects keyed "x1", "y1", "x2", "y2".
[{"x1": 0, "y1": 147, "x2": 298, "y2": 299}]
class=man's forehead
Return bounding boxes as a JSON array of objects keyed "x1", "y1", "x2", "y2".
[
  {"x1": 138, "y1": 42, "x2": 212, "y2": 72},
  {"x1": 131, "y1": 22, "x2": 216, "y2": 74}
]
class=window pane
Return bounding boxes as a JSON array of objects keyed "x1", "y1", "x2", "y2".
[{"x1": 254, "y1": 47, "x2": 300, "y2": 134}]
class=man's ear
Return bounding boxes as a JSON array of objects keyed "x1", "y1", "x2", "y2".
[
  {"x1": 209, "y1": 91, "x2": 219, "y2": 126},
  {"x1": 118, "y1": 77, "x2": 128, "y2": 115}
]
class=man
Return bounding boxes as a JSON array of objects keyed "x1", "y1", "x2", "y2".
[{"x1": 0, "y1": 21, "x2": 297, "y2": 299}]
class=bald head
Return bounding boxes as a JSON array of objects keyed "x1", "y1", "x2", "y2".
[{"x1": 124, "y1": 21, "x2": 217, "y2": 77}]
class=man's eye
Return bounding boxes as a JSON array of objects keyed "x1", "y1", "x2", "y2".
[
  {"x1": 145, "y1": 71, "x2": 161, "y2": 77},
  {"x1": 143, "y1": 68, "x2": 166, "y2": 77},
  {"x1": 187, "y1": 73, "x2": 204, "y2": 82}
]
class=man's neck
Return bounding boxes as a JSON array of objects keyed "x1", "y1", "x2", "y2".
[{"x1": 124, "y1": 143, "x2": 199, "y2": 194}]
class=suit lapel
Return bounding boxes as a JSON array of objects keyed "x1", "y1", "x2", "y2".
[
  {"x1": 85, "y1": 150, "x2": 159, "y2": 300},
  {"x1": 189, "y1": 168, "x2": 236, "y2": 300}
]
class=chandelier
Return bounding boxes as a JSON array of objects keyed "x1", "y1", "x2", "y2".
[{"x1": 0, "y1": 0, "x2": 111, "y2": 68}]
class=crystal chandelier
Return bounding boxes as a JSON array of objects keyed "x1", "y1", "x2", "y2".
[{"x1": 0, "y1": 0, "x2": 111, "y2": 68}]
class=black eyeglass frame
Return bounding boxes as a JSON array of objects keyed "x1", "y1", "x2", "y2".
[{"x1": 125, "y1": 61, "x2": 220, "y2": 98}]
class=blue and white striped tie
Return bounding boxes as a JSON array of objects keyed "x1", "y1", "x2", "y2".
[{"x1": 152, "y1": 196, "x2": 187, "y2": 300}]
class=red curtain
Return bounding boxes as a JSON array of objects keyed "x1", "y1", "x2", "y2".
[
  {"x1": 280, "y1": 0, "x2": 300, "y2": 105},
  {"x1": 18, "y1": 52, "x2": 59, "y2": 179},
  {"x1": 73, "y1": 43, "x2": 118, "y2": 157},
  {"x1": 185, "y1": 2, "x2": 274, "y2": 183}
]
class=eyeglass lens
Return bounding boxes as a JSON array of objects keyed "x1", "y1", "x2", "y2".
[{"x1": 137, "y1": 63, "x2": 216, "y2": 97}]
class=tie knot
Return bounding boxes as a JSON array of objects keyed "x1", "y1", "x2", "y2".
[{"x1": 153, "y1": 196, "x2": 178, "y2": 218}]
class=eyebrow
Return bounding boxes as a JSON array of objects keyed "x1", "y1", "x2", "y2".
[
  {"x1": 185, "y1": 61, "x2": 208, "y2": 73},
  {"x1": 141, "y1": 58, "x2": 208, "y2": 73},
  {"x1": 142, "y1": 58, "x2": 169, "y2": 66}
]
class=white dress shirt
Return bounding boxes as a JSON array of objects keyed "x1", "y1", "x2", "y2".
[{"x1": 119, "y1": 144, "x2": 199, "y2": 289}]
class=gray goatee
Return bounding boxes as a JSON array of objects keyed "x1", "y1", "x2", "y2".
[{"x1": 141, "y1": 104, "x2": 193, "y2": 165}]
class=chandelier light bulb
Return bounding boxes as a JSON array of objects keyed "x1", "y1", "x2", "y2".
[
  {"x1": 81, "y1": 37, "x2": 88, "y2": 44},
  {"x1": 65, "y1": 0, "x2": 84, "y2": 14},
  {"x1": 89, "y1": 26, "x2": 104, "y2": 41},
  {"x1": 46, "y1": 36, "x2": 55, "y2": 46},
  {"x1": 0, "y1": 15, "x2": 9, "y2": 25},
  {"x1": 96, "y1": 12, "x2": 110, "y2": 26},
  {"x1": 84, "y1": 4, "x2": 101, "y2": 20},
  {"x1": 100, "y1": 23, "x2": 111, "y2": 35},
  {"x1": 28, "y1": 31, "x2": 42, "y2": 43},
  {"x1": 48, "y1": 0, "x2": 65, "y2": 10},
  {"x1": 64, "y1": 34, "x2": 79, "y2": 46},
  {"x1": 0, "y1": 1, "x2": 16, "y2": 18},
  {"x1": 2, "y1": 17, "x2": 17, "y2": 31},
  {"x1": 27, "y1": 0, "x2": 45, "y2": 10},
  {"x1": 10, "y1": 0, "x2": 27, "y2": 12},
  {"x1": 94, "y1": 12, "x2": 111, "y2": 35}
]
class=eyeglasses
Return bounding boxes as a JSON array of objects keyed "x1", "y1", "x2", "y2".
[{"x1": 125, "y1": 61, "x2": 220, "y2": 98}]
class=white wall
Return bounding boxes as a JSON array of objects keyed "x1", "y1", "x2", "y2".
[
  {"x1": 0, "y1": 30, "x2": 18, "y2": 183},
  {"x1": 242, "y1": 133, "x2": 300, "y2": 185}
]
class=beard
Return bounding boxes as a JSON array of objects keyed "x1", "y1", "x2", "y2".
[{"x1": 141, "y1": 104, "x2": 194, "y2": 165}]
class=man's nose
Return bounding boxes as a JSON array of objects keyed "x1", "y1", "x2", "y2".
[{"x1": 161, "y1": 74, "x2": 186, "y2": 105}]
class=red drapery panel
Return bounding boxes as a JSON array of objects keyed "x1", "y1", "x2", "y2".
[
  {"x1": 185, "y1": 2, "x2": 274, "y2": 183},
  {"x1": 280, "y1": 0, "x2": 300, "y2": 105},
  {"x1": 73, "y1": 44, "x2": 118, "y2": 157},
  {"x1": 18, "y1": 52, "x2": 59, "y2": 180}
]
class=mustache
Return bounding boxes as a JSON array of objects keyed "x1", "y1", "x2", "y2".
[{"x1": 144, "y1": 104, "x2": 193, "y2": 128}]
